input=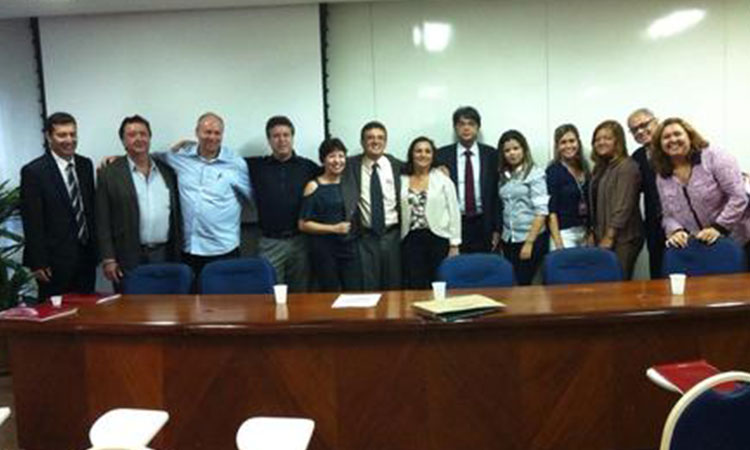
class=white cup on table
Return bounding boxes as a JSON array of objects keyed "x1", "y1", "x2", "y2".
[
  {"x1": 432, "y1": 281, "x2": 447, "y2": 300},
  {"x1": 273, "y1": 284, "x2": 288, "y2": 305},
  {"x1": 50, "y1": 295, "x2": 62, "y2": 308},
  {"x1": 669, "y1": 273, "x2": 687, "y2": 295}
]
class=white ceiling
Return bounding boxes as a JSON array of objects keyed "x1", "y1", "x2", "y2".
[{"x1": 0, "y1": 0, "x2": 393, "y2": 19}]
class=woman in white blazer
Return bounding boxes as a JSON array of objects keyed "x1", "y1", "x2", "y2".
[{"x1": 400, "y1": 136, "x2": 462, "y2": 289}]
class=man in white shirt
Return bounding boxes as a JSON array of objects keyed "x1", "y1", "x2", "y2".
[
  {"x1": 341, "y1": 121, "x2": 404, "y2": 290},
  {"x1": 436, "y1": 106, "x2": 499, "y2": 253},
  {"x1": 96, "y1": 115, "x2": 182, "y2": 290},
  {"x1": 21, "y1": 112, "x2": 98, "y2": 299}
]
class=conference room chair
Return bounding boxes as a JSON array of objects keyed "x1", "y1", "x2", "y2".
[
  {"x1": 436, "y1": 253, "x2": 515, "y2": 288},
  {"x1": 86, "y1": 408, "x2": 169, "y2": 450},
  {"x1": 662, "y1": 237, "x2": 748, "y2": 277},
  {"x1": 199, "y1": 257, "x2": 276, "y2": 294},
  {"x1": 542, "y1": 247, "x2": 623, "y2": 285},
  {"x1": 236, "y1": 416, "x2": 315, "y2": 450},
  {"x1": 658, "y1": 371, "x2": 750, "y2": 450},
  {"x1": 121, "y1": 263, "x2": 193, "y2": 295}
]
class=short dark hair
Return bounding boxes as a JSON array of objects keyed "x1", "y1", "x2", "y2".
[
  {"x1": 452, "y1": 106, "x2": 481, "y2": 128},
  {"x1": 318, "y1": 137, "x2": 348, "y2": 163},
  {"x1": 44, "y1": 112, "x2": 76, "y2": 134},
  {"x1": 118, "y1": 115, "x2": 152, "y2": 140},
  {"x1": 265, "y1": 115, "x2": 295, "y2": 138},
  {"x1": 360, "y1": 121, "x2": 387, "y2": 142},
  {"x1": 404, "y1": 136, "x2": 438, "y2": 175},
  {"x1": 498, "y1": 129, "x2": 534, "y2": 181}
]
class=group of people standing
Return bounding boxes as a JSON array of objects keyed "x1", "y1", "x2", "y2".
[{"x1": 19, "y1": 106, "x2": 750, "y2": 300}]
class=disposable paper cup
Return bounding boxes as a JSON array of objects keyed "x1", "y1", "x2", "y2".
[
  {"x1": 273, "y1": 284, "x2": 288, "y2": 305},
  {"x1": 275, "y1": 304, "x2": 288, "y2": 321},
  {"x1": 50, "y1": 295, "x2": 62, "y2": 308},
  {"x1": 432, "y1": 281, "x2": 447, "y2": 300},
  {"x1": 669, "y1": 274, "x2": 686, "y2": 295}
]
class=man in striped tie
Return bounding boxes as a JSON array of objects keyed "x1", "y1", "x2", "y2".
[{"x1": 21, "y1": 112, "x2": 98, "y2": 300}]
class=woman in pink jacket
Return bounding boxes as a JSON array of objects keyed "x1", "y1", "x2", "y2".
[{"x1": 651, "y1": 117, "x2": 750, "y2": 262}]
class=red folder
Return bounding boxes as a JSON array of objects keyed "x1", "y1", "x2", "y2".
[
  {"x1": 647, "y1": 360, "x2": 736, "y2": 394},
  {"x1": 0, "y1": 304, "x2": 79, "y2": 322}
]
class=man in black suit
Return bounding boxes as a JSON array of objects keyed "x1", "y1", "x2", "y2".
[
  {"x1": 21, "y1": 112, "x2": 97, "y2": 299},
  {"x1": 627, "y1": 107, "x2": 665, "y2": 279},
  {"x1": 341, "y1": 121, "x2": 403, "y2": 290},
  {"x1": 96, "y1": 115, "x2": 182, "y2": 289},
  {"x1": 436, "y1": 106, "x2": 499, "y2": 253}
]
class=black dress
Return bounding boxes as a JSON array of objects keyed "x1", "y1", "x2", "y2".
[{"x1": 300, "y1": 182, "x2": 362, "y2": 291}]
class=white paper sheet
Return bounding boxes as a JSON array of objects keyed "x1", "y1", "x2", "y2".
[{"x1": 332, "y1": 293, "x2": 382, "y2": 308}]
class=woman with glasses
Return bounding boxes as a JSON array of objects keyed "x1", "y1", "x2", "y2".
[{"x1": 589, "y1": 120, "x2": 644, "y2": 279}]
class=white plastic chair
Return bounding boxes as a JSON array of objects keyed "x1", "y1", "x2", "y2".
[
  {"x1": 0, "y1": 407, "x2": 10, "y2": 426},
  {"x1": 86, "y1": 408, "x2": 169, "y2": 450},
  {"x1": 236, "y1": 416, "x2": 315, "y2": 450}
]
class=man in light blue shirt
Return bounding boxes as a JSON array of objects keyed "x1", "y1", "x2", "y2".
[{"x1": 166, "y1": 112, "x2": 251, "y2": 277}]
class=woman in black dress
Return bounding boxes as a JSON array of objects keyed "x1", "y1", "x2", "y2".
[{"x1": 298, "y1": 138, "x2": 361, "y2": 291}]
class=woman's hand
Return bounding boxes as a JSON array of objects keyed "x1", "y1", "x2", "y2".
[
  {"x1": 448, "y1": 245, "x2": 459, "y2": 257},
  {"x1": 598, "y1": 236, "x2": 614, "y2": 249},
  {"x1": 695, "y1": 227, "x2": 721, "y2": 245},
  {"x1": 666, "y1": 230, "x2": 690, "y2": 248},
  {"x1": 520, "y1": 241, "x2": 533, "y2": 260},
  {"x1": 332, "y1": 222, "x2": 351, "y2": 235}
]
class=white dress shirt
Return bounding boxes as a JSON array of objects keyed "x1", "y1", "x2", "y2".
[
  {"x1": 359, "y1": 155, "x2": 398, "y2": 228},
  {"x1": 127, "y1": 157, "x2": 171, "y2": 245},
  {"x1": 455, "y1": 142, "x2": 483, "y2": 214}
]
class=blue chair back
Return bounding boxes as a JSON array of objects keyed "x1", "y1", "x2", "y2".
[
  {"x1": 199, "y1": 257, "x2": 276, "y2": 294},
  {"x1": 543, "y1": 247, "x2": 623, "y2": 285},
  {"x1": 436, "y1": 253, "x2": 515, "y2": 288},
  {"x1": 122, "y1": 263, "x2": 193, "y2": 295},
  {"x1": 662, "y1": 237, "x2": 747, "y2": 277},
  {"x1": 664, "y1": 373, "x2": 750, "y2": 450}
]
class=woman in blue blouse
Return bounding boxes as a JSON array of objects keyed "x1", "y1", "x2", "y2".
[
  {"x1": 497, "y1": 130, "x2": 550, "y2": 285},
  {"x1": 546, "y1": 124, "x2": 590, "y2": 249},
  {"x1": 299, "y1": 138, "x2": 361, "y2": 291}
]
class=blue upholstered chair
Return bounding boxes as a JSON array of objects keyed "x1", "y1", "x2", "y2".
[
  {"x1": 436, "y1": 253, "x2": 515, "y2": 288},
  {"x1": 199, "y1": 257, "x2": 276, "y2": 294},
  {"x1": 662, "y1": 237, "x2": 747, "y2": 277},
  {"x1": 543, "y1": 247, "x2": 623, "y2": 285},
  {"x1": 121, "y1": 263, "x2": 193, "y2": 295},
  {"x1": 659, "y1": 371, "x2": 750, "y2": 450}
]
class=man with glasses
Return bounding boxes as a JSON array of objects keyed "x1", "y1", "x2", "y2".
[{"x1": 627, "y1": 108, "x2": 665, "y2": 279}]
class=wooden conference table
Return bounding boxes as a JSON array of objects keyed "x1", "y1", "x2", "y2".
[{"x1": 2, "y1": 274, "x2": 750, "y2": 450}]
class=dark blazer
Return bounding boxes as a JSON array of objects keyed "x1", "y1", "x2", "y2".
[
  {"x1": 435, "y1": 143, "x2": 499, "y2": 239},
  {"x1": 21, "y1": 152, "x2": 97, "y2": 294},
  {"x1": 632, "y1": 145, "x2": 666, "y2": 278},
  {"x1": 342, "y1": 153, "x2": 404, "y2": 236},
  {"x1": 96, "y1": 156, "x2": 182, "y2": 271}
]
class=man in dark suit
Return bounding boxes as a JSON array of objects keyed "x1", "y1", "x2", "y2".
[
  {"x1": 436, "y1": 106, "x2": 499, "y2": 253},
  {"x1": 627, "y1": 107, "x2": 664, "y2": 279},
  {"x1": 21, "y1": 112, "x2": 97, "y2": 300},
  {"x1": 96, "y1": 115, "x2": 182, "y2": 289},
  {"x1": 341, "y1": 121, "x2": 403, "y2": 290}
]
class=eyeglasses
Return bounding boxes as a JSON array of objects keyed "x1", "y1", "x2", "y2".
[{"x1": 629, "y1": 118, "x2": 654, "y2": 134}]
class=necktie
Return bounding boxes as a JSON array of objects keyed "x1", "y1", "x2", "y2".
[
  {"x1": 66, "y1": 162, "x2": 89, "y2": 243},
  {"x1": 370, "y1": 162, "x2": 385, "y2": 235},
  {"x1": 464, "y1": 150, "x2": 476, "y2": 216}
]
